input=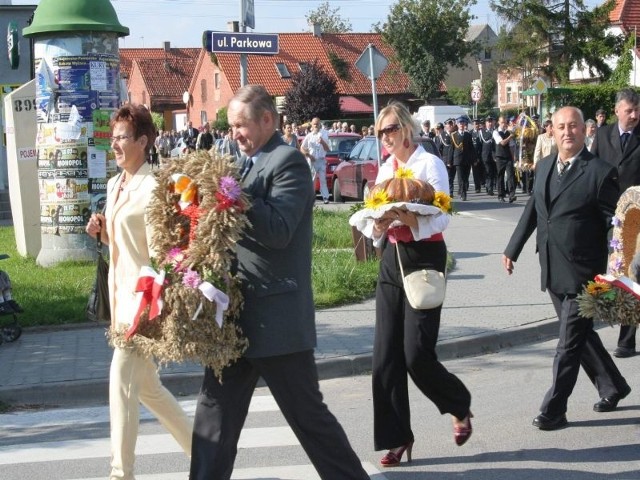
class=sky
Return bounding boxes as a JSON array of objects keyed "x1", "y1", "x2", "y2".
[{"x1": 14, "y1": 0, "x2": 603, "y2": 49}]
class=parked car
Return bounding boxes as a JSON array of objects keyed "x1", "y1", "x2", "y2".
[
  {"x1": 332, "y1": 136, "x2": 439, "y2": 202},
  {"x1": 311, "y1": 133, "x2": 361, "y2": 195},
  {"x1": 170, "y1": 137, "x2": 189, "y2": 158}
]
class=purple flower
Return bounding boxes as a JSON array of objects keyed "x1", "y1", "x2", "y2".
[
  {"x1": 182, "y1": 268, "x2": 202, "y2": 288},
  {"x1": 610, "y1": 238, "x2": 622, "y2": 251},
  {"x1": 612, "y1": 216, "x2": 622, "y2": 227},
  {"x1": 219, "y1": 176, "x2": 241, "y2": 201},
  {"x1": 610, "y1": 257, "x2": 624, "y2": 274}
]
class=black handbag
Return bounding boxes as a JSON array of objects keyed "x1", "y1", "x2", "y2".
[{"x1": 86, "y1": 235, "x2": 110, "y2": 322}]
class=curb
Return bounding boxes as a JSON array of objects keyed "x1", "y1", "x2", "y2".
[{"x1": 0, "y1": 317, "x2": 561, "y2": 409}]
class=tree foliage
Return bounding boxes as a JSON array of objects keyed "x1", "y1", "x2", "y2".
[
  {"x1": 376, "y1": 0, "x2": 479, "y2": 101},
  {"x1": 305, "y1": 1, "x2": 352, "y2": 33},
  {"x1": 150, "y1": 112, "x2": 164, "y2": 131},
  {"x1": 213, "y1": 107, "x2": 229, "y2": 131},
  {"x1": 491, "y1": 0, "x2": 622, "y2": 84},
  {"x1": 546, "y1": 84, "x2": 623, "y2": 119},
  {"x1": 283, "y1": 59, "x2": 341, "y2": 123},
  {"x1": 608, "y1": 34, "x2": 634, "y2": 88}
]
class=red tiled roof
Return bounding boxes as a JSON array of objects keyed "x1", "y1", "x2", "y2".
[
  {"x1": 340, "y1": 96, "x2": 374, "y2": 113},
  {"x1": 119, "y1": 47, "x2": 200, "y2": 81},
  {"x1": 610, "y1": 0, "x2": 640, "y2": 31},
  {"x1": 215, "y1": 32, "x2": 411, "y2": 96}
]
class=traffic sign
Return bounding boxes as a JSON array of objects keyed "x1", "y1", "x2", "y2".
[
  {"x1": 471, "y1": 88, "x2": 482, "y2": 102},
  {"x1": 355, "y1": 44, "x2": 388, "y2": 80},
  {"x1": 203, "y1": 31, "x2": 279, "y2": 55},
  {"x1": 532, "y1": 77, "x2": 548, "y2": 94}
]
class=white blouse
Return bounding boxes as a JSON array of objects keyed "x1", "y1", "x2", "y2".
[{"x1": 368, "y1": 145, "x2": 450, "y2": 244}]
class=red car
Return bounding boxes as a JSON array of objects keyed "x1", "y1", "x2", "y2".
[
  {"x1": 332, "y1": 136, "x2": 439, "y2": 201},
  {"x1": 312, "y1": 133, "x2": 361, "y2": 195}
]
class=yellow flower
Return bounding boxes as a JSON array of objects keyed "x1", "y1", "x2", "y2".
[
  {"x1": 586, "y1": 281, "x2": 612, "y2": 295},
  {"x1": 365, "y1": 190, "x2": 390, "y2": 209},
  {"x1": 394, "y1": 167, "x2": 414, "y2": 179},
  {"x1": 433, "y1": 191, "x2": 452, "y2": 214}
]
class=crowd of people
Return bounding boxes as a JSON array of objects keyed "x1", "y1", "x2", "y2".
[{"x1": 85, "y1": 86, "x2": 640, "y2": 479}]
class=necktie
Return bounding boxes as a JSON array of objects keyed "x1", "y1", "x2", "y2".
[
  {"x1": 240, "y1": 156, "x2": 254, "y2": 181},
  {"x1": 557, "y1": 160, "x2": 569, "y2": 180},
  {"x1": 621, "y1": 132, "x2": 630, "y2": 151}
]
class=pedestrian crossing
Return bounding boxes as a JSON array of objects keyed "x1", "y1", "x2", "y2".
[{"x1": 0, "y1": 395, "x2": 385, "y2": 479}]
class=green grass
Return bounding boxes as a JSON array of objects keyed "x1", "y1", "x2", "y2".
[{"x1": 0, "y1": 209, "x2": 380, "y2": 327}]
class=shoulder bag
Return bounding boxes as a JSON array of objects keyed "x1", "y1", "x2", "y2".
[{"x1": 396, "y1": 243, "x2": 446, "y2": 310}]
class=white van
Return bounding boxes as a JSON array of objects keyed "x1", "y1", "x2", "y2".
[{"x1": 415, "y1": 105, "x2": 468, "y2": 128}]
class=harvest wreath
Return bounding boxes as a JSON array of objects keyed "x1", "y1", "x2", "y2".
[{"x1": 108, "y1": 150, "x2": 251, "y2": 377}]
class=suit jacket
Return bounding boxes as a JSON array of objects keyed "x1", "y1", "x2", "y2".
[
  {"x1": 451, "y1": 131, "x2": 475, "y2": 166},
  {"x1": 591, "y1": 122, "x2": 640, "y2": 192},
  {"x1": 104, "y1": 162, "x2": 157, "y2": 329},
  {"x1": 504, "y1": 147, "x2": 619, "y2": 294},
  {"x1": 236, "y1": 133, "x2": 316, "y2": 358}
]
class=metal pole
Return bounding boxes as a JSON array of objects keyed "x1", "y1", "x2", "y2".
[
  {"x1": 240, "y1": 0, "x2": 247, "y2": 86},
  {"x1": 369, "y1": 45, "x2": 382, "y2": 165}
]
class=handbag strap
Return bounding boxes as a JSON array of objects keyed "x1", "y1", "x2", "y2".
[{"x1": 395, "y1": 242, "x2": 446, "y2": 279}]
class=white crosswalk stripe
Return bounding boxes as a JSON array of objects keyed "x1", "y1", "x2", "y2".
[{"x1": 0, "y1": 395, "x2": 384, "y2": 479}]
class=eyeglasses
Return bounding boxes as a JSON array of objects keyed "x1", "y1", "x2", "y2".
[
  {"x1": 377, "y1": 124, "x2": 401, "y2": 138},
  {"x1": 110, "y1": 135, "x2": 131, "y2": 143}
]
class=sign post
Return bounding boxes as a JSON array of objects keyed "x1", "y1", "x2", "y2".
[
  {"x1": 355, "y1": 44, "x2": 388, "y2": 165},
  {"x1": 471, "y1": 87, "x2": 482, "y2": 119}
]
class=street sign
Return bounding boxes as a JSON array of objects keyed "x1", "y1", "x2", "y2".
[
  {"x1": 203, "y1": 31, "x2": 279, "y2": 55},
  {"x1": 532, "y1": 77, "x2": 548, "y2": 95},
  {"x1": 471, "y1": 88, "x2": 482, "y2": 102},
  {"x1": 355, "y1": 44, "x2": 388, "y2": 80},
  {"x1": 242, "y1": 0, "x2": 255, "y2": 30}
]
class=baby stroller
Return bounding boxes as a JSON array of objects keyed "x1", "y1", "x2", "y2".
[{"x1": 0, "y1": 254, "x2": 22, "y2": 344}]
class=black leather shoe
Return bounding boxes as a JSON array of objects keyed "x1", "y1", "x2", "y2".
[
  {"x1": 498, "y1": 196, "x2": 505, "y2": 203},
  {"x1": 532, "y1": 413, "x2": 567, "y2": 430},
  {"x1": 509, "y1": 195, "x2": 517, "y2": 203},
  {"x1": 613, "y1": 346, "x2": 635, "y2": 358},
  {"x1": 0, "y1": 302, "x2": 15, "y2": 315},
  {"x1": 593, "y1": 386, "x2": 632, "y2": 412}
]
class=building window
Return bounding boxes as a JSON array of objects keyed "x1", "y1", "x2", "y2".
[
  {"x1": 506, "y1": 86, "x2": 512, "y2": 104},
  {"x1": 214, "y1": 72, "x2": 220, "y2": 89},
  {"x1": 275, "y1": 63, "x2": 290, "y2": 78},
  {"x1": 484, "y1": 48, "x2": 491, "y2": 60},
  {"x1": 201, "y1": 111, "x2": 207, "y2": 125},
  {"x1": 201, "y1": 79, "x2": 207, "y2": 102}
]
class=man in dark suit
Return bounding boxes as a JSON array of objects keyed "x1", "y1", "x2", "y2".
[
  {"x1": 503, "y1": 106, "x2": 631, "y2": 430},
  {"x1": 480, "y1": 116, "x2": 497, "y2": 195},
  {"x1": 451, "y1": 116, "x2": 475, "y2": 200},
  {"x1": 493, "y1": 115, "x2": 518, "y2": 203},
  {"x1": 591, "y1": 88, "x2": 640, "y2": 358},
  {"x1": 189, "y1": 85, "x2": 368, "y2": 480},
  {"x1": 183, "y1": 121, "x2": 198, "y2": 150}
]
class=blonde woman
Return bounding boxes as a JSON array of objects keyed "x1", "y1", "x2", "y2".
[{"x1": 370, "y1": 102, "x2": 473, "y2": 468}]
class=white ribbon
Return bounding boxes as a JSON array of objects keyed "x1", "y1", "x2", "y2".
[{"x1": 191, "y1": 281, "x2": 229, "y2": 327}]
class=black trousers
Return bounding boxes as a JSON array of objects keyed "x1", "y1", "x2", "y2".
[
  {"x1": 471, "y1": 161, "x2": 485, "y2": 191},
  {"x1": 456, "y1": 164, "x2": 470, "y2": 196},
  {"x1": 483, "y1": 158, "x2": 497, "y2": 192},
  {"x1": 540, "y1": 291, "x2": 629, "y2": 416},
  {"x1": 447, "y1": 164, "x2": 456, "y2": 195},
  {"x1": 495, "y1": 157, "x2": 516, "y2": 199},
  {"x1": 617, "y1": 325, "x2": 636, "y2": 349},
  {"x1": 190, "y1": 350, "x2": 368, "y2": 480},
  {"x1": 373, "y1": 240, "x2": 471, "y2": 451}
]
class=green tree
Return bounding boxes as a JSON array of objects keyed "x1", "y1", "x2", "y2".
[
  {"x1": 283, "y1": 59, "x2": 341, "y2": 124},
  {"x1": 150, "y1": 112, "x2": 164, "y2": 132},
  {"x1": 608, "y1": 34, "x2": 634, "y2": 88},
  {"x1": 491, "y1": 0, "x2": 621, "y2": 84},
  {"x1": 305, "y1": 1, "x2": 352, "y2": 33},
  {"x1": 376, "y1": 0, "x2": 479, "y2": 101},
  {"x1": 213, "y1": 107, "x2": 229, "y2": 131}
]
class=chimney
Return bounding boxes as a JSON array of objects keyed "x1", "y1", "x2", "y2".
[
  {"x1": 312, "y1": 23, "x2": 322, "y2": 37},
  {"x1": 163, "y1": 41, "x2": 170, "y2": 52}
]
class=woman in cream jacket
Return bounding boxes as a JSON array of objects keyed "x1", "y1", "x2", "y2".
[{"x1": 86, "y1": 104, "x2": 191, "y2": 480}]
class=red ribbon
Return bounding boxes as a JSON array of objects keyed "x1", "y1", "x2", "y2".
[{"x1": 125, "y1": 267, "x2": 165, "y2": 340}]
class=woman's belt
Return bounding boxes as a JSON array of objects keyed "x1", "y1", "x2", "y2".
[{"x1": 388, "y1": 226, "x2": 444, "y2": 244}]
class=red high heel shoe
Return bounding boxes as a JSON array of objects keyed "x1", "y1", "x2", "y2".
[
  {"x1": 380, "y1": 441, "x2": 413, "y2": 467},
  {"x1": 453, "y1": 412, "x2": 473, "y2": 446}
]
